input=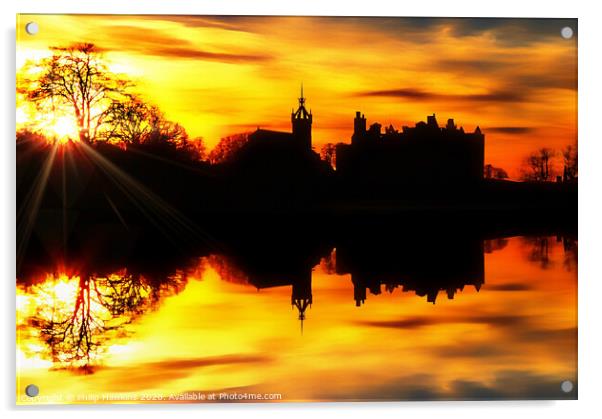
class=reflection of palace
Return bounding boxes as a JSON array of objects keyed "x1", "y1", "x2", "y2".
[
  {"x1": 336, "y1": 238, "x2": 485, "y2": 306},
  {"x1": 348, "y1": 270, "x2": 484, "y2": 306},
  {"x1": 233, "y1": 237, "x2": 485, "y2": 324}
]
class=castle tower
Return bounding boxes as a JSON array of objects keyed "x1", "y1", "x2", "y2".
[
  {"x1": 352, "y1": 111, "x2": 367, "y2": 145},
  {"x1": 291, "y1": 84, "x2": 312, "y2": 150}
]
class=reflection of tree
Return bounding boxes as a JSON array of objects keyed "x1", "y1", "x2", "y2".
[
  {"x1": 38, "y1": 275, "x2": 106, "y2": 366},
  {"x1": 319, "y1": 248, "x2": 337, "y2": 274},
  {"x1": 95, "y1": 271, "x2": 152, "y2": 316},
  {"x1": 206, "y1": 255, "x2": 249, "y2": 284},
  {"x1": 522, "y1": 235, "x2": 577, "y2": 271},
  {"x1": 484, "y1": 238, "x2": 508, "y2": 254},
  {"x1": 522, "y1": 237, "x2": 552, "y2": 269},
  {"x1": 27, "y1": 268, "x2": 191, "y2": 370},
  {"x1": 527, "y1": 237, "x2": 552, "y2": 269},
  {"x1": 562, "y1": 237, "x2": 578, "y2": 273}
]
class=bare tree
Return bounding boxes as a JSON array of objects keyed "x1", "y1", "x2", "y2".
[
  {"x1": 521, "y1": 148, "x2": 555, "y2": 181},
  {"x1": 562, "y1": 143, "x2": 578, "y2": 181},
  {"x1": 102, "y1": 99, "x2": 207, "y2": 160},
  {"x1": 19, "y1": 43, "x2": 131, "y2": 143},
  {"x1": 145, "y1": 107, "x2": 189, "y2": 146},
  {"x1": 102, "y1": 97, "x2": 152, "y2": 145}
]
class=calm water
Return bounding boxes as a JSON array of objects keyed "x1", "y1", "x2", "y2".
[{"x1": 16, "y1": 235, "x2": 577, "y2": 403}]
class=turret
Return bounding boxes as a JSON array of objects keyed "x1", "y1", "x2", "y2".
[
  {"x1": 427, "y1": 113, "x2": 439, "y2": 129},
  {"x1": 352, "y1": 111, "x2": 367, "y2": 145},
  {"x1": 291, "y1": 84, "x2": 312, "y2": 150}
]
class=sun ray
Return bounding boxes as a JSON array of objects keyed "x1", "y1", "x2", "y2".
[
  {"x1": 77, "y1": 142, "x2": 221, "y2": 250},
  {"x1": 16, "y1": 142, "x2": 59, "y2": 271}
]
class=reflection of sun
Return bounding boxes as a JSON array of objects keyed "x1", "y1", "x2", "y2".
[{"x1": 51, "y1": 276, "x2": 78, "y2": 302}]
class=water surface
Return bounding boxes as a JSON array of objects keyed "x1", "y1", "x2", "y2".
[{"x1": 16, "y1": 235, "x2": 577, "y2": 403}]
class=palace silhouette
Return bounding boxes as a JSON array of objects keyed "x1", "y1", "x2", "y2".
[
  {"x1": 236, "y1": 88, "x2": 485, "y2": 189},
  {"x1": 337, "y1": 111, "x2": 485, "y2": 186}
]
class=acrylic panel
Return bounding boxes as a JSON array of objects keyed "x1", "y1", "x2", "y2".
[{"x1": 16, "y1": 15, "x2": 578, "y2": 404}]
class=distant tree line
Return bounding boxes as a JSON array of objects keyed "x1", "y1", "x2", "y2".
[{"x1": 521, "y1": 145, "x2": 577, "y2": 182}]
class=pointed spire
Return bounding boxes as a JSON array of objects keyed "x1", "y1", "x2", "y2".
[{"x1": 299, "y1": 82, "x2": 305, "y2": 106}]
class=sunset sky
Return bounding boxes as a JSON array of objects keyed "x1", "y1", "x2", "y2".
[{"x1": 16, "y1": 15, "x2": 577, "y2": 178}]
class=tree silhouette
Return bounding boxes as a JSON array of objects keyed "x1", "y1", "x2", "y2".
[
  {"x1": 562, "y1": 143, "x2": 578, "y2": 181},
  {"x1": 208, "y1": 132, "x2": 250, "y2": 164},
  {"x1": 104, "y1": 104, "x2": 208, "y2": 162},
  {"x1": 95, "y1": 272, "x2": 153, "y2": 316},
  {"x1": 484, "y1": 164, "x2": 508, "y2": 180},
  {"x1": 18, "y1": 43, "x2": 132, "y2": 143},
  {"x1": 320, "y1": 143, "x2": 338, "y2": 169},
  {"x1": 102, "y1": 96, "x2": 153, "y2": 145},
  {"x1": 178, "y1": 136, "x2": 207, "y2": 161},
  {"x1": 521, "y1": 148, "x2": 555, "y2": 181}
]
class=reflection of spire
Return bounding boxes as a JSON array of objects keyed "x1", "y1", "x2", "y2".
[
  {"x1": 293, "y1": 297, "x2": 311, "y2": 334},
  {"x1": 291, "y1": 274, "x2": 312, "y2": 334}
]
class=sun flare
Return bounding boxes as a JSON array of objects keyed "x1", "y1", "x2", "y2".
[{"x1": 44, "y1": 115, "x2": 80, "y2": 143}]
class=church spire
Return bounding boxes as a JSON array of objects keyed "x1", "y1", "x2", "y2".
[{"x1": 291, "y1": 83, "x2": 312, "y2": 150}]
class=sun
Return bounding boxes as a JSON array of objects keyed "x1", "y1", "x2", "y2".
[
  {"x1": 45, "y1": 115, "x2": 80, "y2": 143},
  {"x1": 17, "y1": 101, "x2": 82, "y2": 144}
]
